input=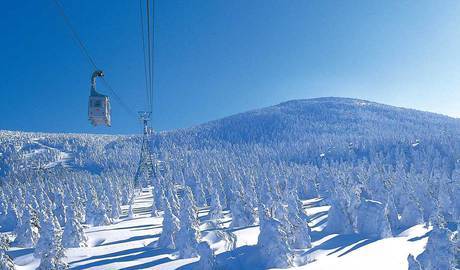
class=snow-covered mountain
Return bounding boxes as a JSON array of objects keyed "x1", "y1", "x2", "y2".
[
  {"x1": 0, "y1": 97, "x2": 458, "y2": 270},
  {"x1": 3, "y1": 97, "x2": 460, "y2": 176}
]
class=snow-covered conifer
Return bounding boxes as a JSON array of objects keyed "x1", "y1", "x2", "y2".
[
  {"x1": 356, "y1": 198, "x2": 392, "y2": 238},
  {"x1": 286, "y1": 192, "x2": 312, "y2": 249},
  {"x1": 85, "y1": 186, "x2": 110, "y2": 226},
  {"x1": 257, "y1": 204, "x2": 293, "y2": 268},
  {"x1": 2, "y1": 202, "x2": 19, "y2": 232},
  {"x1": 34, "y1": 215, "x2": 63, "y2": 260},
  {"x1": 176, "y1": 187, "x2": 200, "y2": 258},
  {"x1": 400, "y1": 198, "x2": 424, "y2": 229},
  {"x1": 230, "y1": 190, "x2": 256, "y2": 228},
  {"x1": 36, "y1": 225, "x2": 67, "y2": 270},
  {"x1": 193, "y1": 174, "x2": 207, "y2": 208},
  {"x1": 62, "y1": 204, "x2": 88, "y2": 248},
  {"x1": 53, "y1": 192, "x2": 66, "y2": 227},
  {"x1": 208, "y1": 187, "x2": 224, "y2": 220},
  {"x1": 325, "y1": 196, "x2": 354, "y2": 234},
  {"x1": 407, "y1": 254, "x2": 421, "y2": 270},
  {"x1": 0, "y1": 235, "x2": 15, "y2": 270},
  {"x1": 13, "y1": 206, "x2": 39, "y2": 248},
  {"x1": 196, "y1": 242, "x2": 216, "y2": 270},
  {"x1": 417, "y1": 224, "x2": 456, "y2": 270},
  {"x1": 156, "y1": 199, "x2": 179, "y2": 249}
]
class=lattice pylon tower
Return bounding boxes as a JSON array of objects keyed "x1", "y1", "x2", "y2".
[{"x1": 133, "y1": 111, "x2": 155, "y2": 190}]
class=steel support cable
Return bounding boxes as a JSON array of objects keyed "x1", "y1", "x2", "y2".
[
  {"x1": 146, "y1": 0, "x2": 153, "y2": 114},
  {"x1": 51, "y1": 0, "x2": 137, "y2": 117},
  {"x1": 150, "y1": 0, "x2": 155, "y2": 114},
  {"x1": 139, "y1": 0, "x2": 151, "y2": 112}
]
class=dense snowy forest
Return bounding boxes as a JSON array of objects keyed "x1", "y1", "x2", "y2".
[{"x1": 0, "y1": 97, "x2": 459, "y2": 269}]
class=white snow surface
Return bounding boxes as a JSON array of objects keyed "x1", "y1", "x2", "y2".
[{"x1": 9, "y1": 189, "x2": 429, "y2": 270}]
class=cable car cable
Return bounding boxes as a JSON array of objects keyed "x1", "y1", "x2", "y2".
[
  {"x1": 139, "y1": 0, "x2": 151, "y2": 112},
  {"x1": 150, "y1": 0, "x2": 155, "y2": 114},
  {"x1": 146, "y1": 0, "x2": 154, "y2": 113},
  {"x1": 51, "y1": 0, "x2": 137, "y2": 117}
]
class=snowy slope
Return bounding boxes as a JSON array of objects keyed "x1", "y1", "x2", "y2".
[
  {"x1": 1, "y1": 97, "x2": 458, "y2": 270},
  {"x1": 3, "y1": 97, "x2": 460, "y2": 176},
  {"x1": 7, "y1": 188, "x2": 430, "y2": 270}
]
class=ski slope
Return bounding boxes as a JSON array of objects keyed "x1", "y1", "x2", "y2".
[{"x1": 9, "y1": 188, "x2": 430, "y2": 270}]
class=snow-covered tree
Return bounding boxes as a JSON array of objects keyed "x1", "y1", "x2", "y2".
[
  {"x1": 13, "y1": 206, "x2": 39, "y2": 248},
  {"x1": 417, "y1": 224, "x2": 456, "y2": 270},
  {"x1": 62, "y1": 204, "x2": 88, "y2": 248},
  {"x1": 285, "y1": 191, "x2": 312, "y2": 249},
  {"x1": 2, "y1": 203, "x2": 19, "y2": 232},
  {"x1": 53, "y1": 192, "x2": 66, "y2": 227},
  {"x1": 85, "y1": 185, "x2": 110, "y2": 226},
  {"x1": 0, "y1": 235, "x2": 15, "y2": 270},
  {"x1": 34, "y1": 215, "x2": 61, "y2": 258},
  {"x1": 196, "y1": 242, "x2": 216, "y2": 270},
  {"x1": 257, "y1": 203, "x2": 293, "y2": 268},
  {"x1": 176, "y1": 187, "x2": 200, "y2": 258},
  {"x1": 399, "y1": 198, "x2": 424, "y2": 229},
  {"x1": 356, "y1": 198, "x2": 392, "y2": 239},
  {"x1": 230, "y1": 189, "x2": 256, "y2": 228},
  {"x1": 33, "y1": 214, "x2": 67, "y2": 269},
  {"x1": 156, "y1": 199, "x2": 179, "y2": 249},
  {"x1": 208, "y1": 187, "x2": 224, "y2": 220},
  {"x1": 407, "y1": 254, "x2": 422, "y2": 270},
  {"x1": 325, "y1": 196, "x2": 354, "y2": 234}
]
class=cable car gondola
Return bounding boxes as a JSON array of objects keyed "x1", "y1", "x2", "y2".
[{"x1": 88, "y1": 70, "x2": 111, "y2": 127}]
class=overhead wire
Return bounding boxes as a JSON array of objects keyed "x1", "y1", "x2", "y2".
[
  {"x1": 139, "y1": 0, "x2": 151, "y2": 112},
  {"x1": 146, "y1": 0, "x2": 154, "y2": 114},
  {"x1": 51, "y1": 0, "x2": 137, "y2": 117},
  {"x1": 150, "y1": 0, "x2": 155, "y2": 115}
]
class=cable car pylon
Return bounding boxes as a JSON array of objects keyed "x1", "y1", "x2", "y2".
[
  {"x1": 127, "y1": 111, "x2": 156, "y2": 218},
  {"x1": 133, "y1": 111, "x2": 155, "y2": 189}
]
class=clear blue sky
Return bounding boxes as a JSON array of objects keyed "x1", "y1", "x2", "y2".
[{"x1": 2, "y1": 0, "x2": 460, "y2": 134}]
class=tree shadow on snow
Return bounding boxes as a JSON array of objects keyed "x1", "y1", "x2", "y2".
[
  {"x1": 308, "y1": 211, "x2": 328, "y2": 223},
  {"x1": 177, "y1": 245, "x2": 264, "y2": 270},
  {"x1": 69, "y1": 246, "x2": 173, "y2": 270},
  {"x1": 90, "y1": 223, "x2": 160, "y2": 233},
  {"x1": 7, "y1": 247, "x2": 34, "y2": 258},
  {"x1": 408, "y1": 230, "x2": 431, "y2": 242},
  {"x1": 303, "y1": 233, "x2": 376, "y2": 258},
  {"x1": 100, "y1": 233, "x2": 160, "y2": 246}
]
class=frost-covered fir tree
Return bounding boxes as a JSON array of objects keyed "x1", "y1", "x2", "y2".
[
  {"x1": 104, "y1": 180, "x2": 121, "y2": 220},
  {"x1": 208, "y1": 187, "x2": 224, "y2": 220},
  {"x1": 356, "y1": 198, "x2": 392, "y2": 239},
  {"x1": 417, "y1": 224, "x2": 456, "y2": 270},
  {"x1": 53, "y1": 192, "x2": 66, "y2": 227},
  {"x1": 62, "y1": 204, "x2": 88, "y2": 248},
  {"x1": 34, "y1": 215, "x2": 61, "y2": 258},
  {"x1": 407, "y1": 254, "x2": 421, "y2": 270},
  {"x1": 36, "y1": 231, "x2": 67, "y2": 270},
  {"x1": 285, "y1": 191, "x2": 312, "y2": 249},
  {"x1": 257, "y1": 204, "x2": 293, "y2": 268},
  {"x1": 33, "y1": 213, "x2": 67, "y2": 269},
  {"x1": 325, "y1": 194, "x2": 354, "y2": 234},
  {"x1": 3, "y1": 203, "x2": 19, "y2": 232},
  {"x1": 156, "y1": 199, "x2": 179, "y2": 249},
  {"x1": 192, "y1": 173, "x2": 207, "y2": 208},
  {"x1": 230, "y1": 190, "x2": 256, "y2": 228},
  {"x1": 176, "y1": 187, "x2": 200, "y2": 258},
  {"x1": 13, "y1": 206, "x2": 39, "y2": 248},
  {"x1": 399, "y1": 198, "x2": 424, "y2": 229},
  {"x1": 196, "y1": 241, "x2": 216, "y2": 270},
  {"x1": 85, "y1": 185, "x2": 110, "y2": 226},
  {"x1": 0, "y1": 235, "x2": 15, "y2": 270}
]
